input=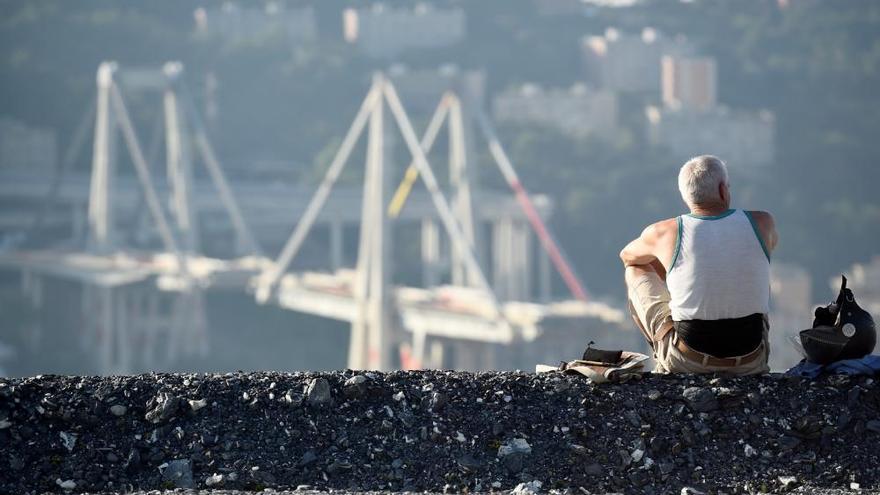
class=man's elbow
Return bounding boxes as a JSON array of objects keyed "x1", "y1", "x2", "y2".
[{"x1": 620, "y1": 250, "x2": 641, "y2": 267}]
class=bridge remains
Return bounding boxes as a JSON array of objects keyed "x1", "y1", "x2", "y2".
[{"x1": 0, "y1": 63, "x2": 638, "y2": 374}]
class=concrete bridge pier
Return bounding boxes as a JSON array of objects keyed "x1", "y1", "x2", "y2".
[
  {"x1": 349, "y1": 74, "x2": 398, "y2": 371},
  {"x1": 492, "y1": 217, "x2": 533, "y2": 302}
]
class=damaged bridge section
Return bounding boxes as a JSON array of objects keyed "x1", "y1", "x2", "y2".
[{"x1": 0, "y1": 371, "x2": 878, "y2": 494}]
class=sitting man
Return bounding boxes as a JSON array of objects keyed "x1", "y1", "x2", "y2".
[{"x1": 619, "y1": 155, "x2": 777, "y2": 374}]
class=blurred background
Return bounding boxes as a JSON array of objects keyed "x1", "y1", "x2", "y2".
[{"x1": 0, "y1": 0, "x2": 878, "y2": 377}]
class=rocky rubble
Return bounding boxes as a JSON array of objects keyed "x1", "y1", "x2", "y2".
[{"x1": 0, "y1": 371, "x2": 878, "y2": 494}]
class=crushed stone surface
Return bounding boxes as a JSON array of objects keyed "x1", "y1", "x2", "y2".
[{"x1": 1, "y1": 371, "x2": 878, "y2": 494}]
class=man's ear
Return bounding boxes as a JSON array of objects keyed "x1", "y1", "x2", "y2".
[{"x1": 719, "y1": 182, "x2": 729, "y2": 204}]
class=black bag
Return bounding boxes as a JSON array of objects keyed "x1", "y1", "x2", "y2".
[{"x1": 799, "y1": 275, "x2": 876, "y2": 364}]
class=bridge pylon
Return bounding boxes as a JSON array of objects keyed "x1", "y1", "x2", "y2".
[
  {"x1": 9, "y1": 60, "x2": 265, "y2": 374},
  {"x1": 255, "y1": 73, "x2": 508, "y2": 371}
]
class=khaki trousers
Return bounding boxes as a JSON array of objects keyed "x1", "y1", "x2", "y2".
[{"x1": 626, "y1": 270, "x2": 770, "y2": 375}]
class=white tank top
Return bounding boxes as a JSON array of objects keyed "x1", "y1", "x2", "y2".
[{"x1": 666, "y1": 209, "x2": 770, "y2": 321}]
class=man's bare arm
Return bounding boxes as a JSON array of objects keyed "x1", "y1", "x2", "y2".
[
  {"x1": 748, "y1": 210, "x2": 778, "y2": 253},
  {"x1": 620, "y1": 219, "x2": 677, "y2": 276},
  {"x1": 620, "y1": 224, "x2": 660, "y2": 267}
]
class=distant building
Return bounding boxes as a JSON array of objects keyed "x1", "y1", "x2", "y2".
[
  {"x1": 0, "y1": 118, "x2": 57, "y2": 171},
  {"x1": 388, "y1": 64, "x2": 486, "y2": 113},
  {"x1": 645, "y1": 105, "x2": 775, "y2": 168},
  {"x1": 581, "y1": 27, "x2": 693, "y2": 94},
  {"x1": 534, "y1": 0, "x2": 583, "y2": 16},
  {"x1": 769, "y1": 263, "x2": 813, "y2": 371},
  {"x1": 661, "y1": 55, "x2": 717, "y2": 112},
  {"x1": 777, "y1": 0, "x2": 822, "y2": 10},
  {"x1": 493, "y1": 83, "x2": 618, "y2": 139},
  {"x1": 343, "y1": 3, "x2": 465, "y2": 58},
  {"x1": 193, "y1": 2, "x2": 317, "y2": 44}
]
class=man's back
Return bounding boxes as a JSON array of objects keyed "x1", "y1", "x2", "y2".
[{"x1": 667, "y1": 208, "x2": 770, "y2": 321}]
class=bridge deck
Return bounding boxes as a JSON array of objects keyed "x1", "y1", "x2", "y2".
[
  {"x1": 0, "y1": 249, "x2": 626, "y2": 345},
  {"x1": 273, "y1": 270, "x2": 624, "y2": 344},
  {"x1": 0, "y1": 249, "x2": 268, "y2": 289}
]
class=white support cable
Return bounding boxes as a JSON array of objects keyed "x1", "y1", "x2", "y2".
[
  {"x1": 122, "y1": 107, "x2": 164, "y2": 243},
  {"x1": 193, "y1": 134, "x2": 262, "y2": 256},
  {"x1": 387, "y1": 94, "x2": 452, "y2": 217},
  {"x1": 417, "y1": 94, "x2": 453, "y2": 162},
  {"x1": 382, "y1": 80, "x2": 508, "y2": 326},
  {"x1": 109, "y1": 82, "x2": 191, "y2": 283},
  {"x1": 163, "y1": 84, "x2": 198, "y2": 253},
  {"x1": 448, "y1": 95, "x2": 478, "y2": 287},
  {"x1": 255, "y1": 85, "x2": 382, "y2": 303},
  {"x1": 178, "y1": 82, "x2": 264, "y2": 257}
]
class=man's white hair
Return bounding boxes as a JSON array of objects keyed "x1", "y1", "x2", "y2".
[{"x1": 678, "y1": 155, "x2": 729, "y2": 206}]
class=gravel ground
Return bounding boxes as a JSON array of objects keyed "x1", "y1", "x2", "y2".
[
  {"x1": 87, "y1": 489, "x2": 864, "y2": 495},
  {"x1": 1, "y1": 371, "x2": 879, "y2": 495}
]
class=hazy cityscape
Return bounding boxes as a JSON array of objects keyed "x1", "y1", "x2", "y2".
[{"x1": 1, "y1": 0, "x2": 879, "y2": 377}]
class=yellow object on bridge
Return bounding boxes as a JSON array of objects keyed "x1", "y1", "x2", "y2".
[
  {"x1": 387, "y1": 165, "x2": 421, "y2": 218},
  {"x1": 386, "y1": 92, "x2": 455, "y2": 219}
]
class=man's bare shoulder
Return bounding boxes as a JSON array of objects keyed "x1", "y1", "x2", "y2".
[
  {"x1": 746, "y1": 210, "x2": 776, "y2": 232},
  {"x1": 746, "y1": 210, "x2": 778, "y2": 251},
  {"x1": 642, "y1": 217, "x2": 679, "y2": 240}
]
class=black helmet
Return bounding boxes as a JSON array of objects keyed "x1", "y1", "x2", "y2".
[{"x1": 799, "y1": 275, "x2": 876, "y2": 365}]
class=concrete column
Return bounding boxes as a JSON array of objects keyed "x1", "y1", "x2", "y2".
[
  {"x1": 128, "y1": 288, "x2": 144, "y2": 371},
  {"x1": 187, "y1": 289, "x2": 209, "y2": 357},
  {"x1": 538, "y1": 245, "x2": 552, "y2": 302},
  {"x1": 143, "y1": 290, "x2": 160, "y2": 370},
  {"x1": 116, "y1": 287, "x2": 131, "y2": 374},
  {"x1": 368, "y1": 86, "x2": 396, "y2": 371},
  {"x1": 330, "y1": 218, "x2": 344, "y2": 271},
  {"x1": 449, "y1": 99, "x2": 481, "y2": 287},
  {"x1": 511, "y1": 221, "x2": 532, "y2": 301},
  {"x1": 21, "y1": 272, "x2": 43, "y2": 350},
  {"x1": 88, "y1": 62, "x2": 118, "y2": 253},
  {"x1": 97, "y1": 287, "x2": 113, "y2": 375},
  {"x1": 72, "y1": 203, "x2": 86, "y2": 243},
  {"x1": 421, "y1": 217, "x2": 440, "y2": 287},
  {"x1": 350, "y1": 76, "x2": 396, "y2": 371},
  {"x1": 349, "y1": 127, "x2": 374, "y2": 369},
  {"x1": 428, "y1": 339, "x2": 445, "y2": 369},
  {"x1": 492, "y1": 217, "x2": 514, "y2": 301},
  {"x1": 163, "y1": 64, "x2": 199, "y2": 254}
]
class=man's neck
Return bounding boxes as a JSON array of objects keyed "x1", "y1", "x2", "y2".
[{"x1": 689, "y1": 203, "x2": 730, "y2": 217}]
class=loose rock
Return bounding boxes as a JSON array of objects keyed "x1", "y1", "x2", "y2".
[
  {"x1": 158, "y1": 459, "x2": 193, "y2": 489},
  {"x1": 205, "y1": 472, "x2": 224, "y2": 487},
  {"x1": 682, "y1": 386, "x2": 718, "y2": 412},
  {"x1": 305, "y1": 378, "x2": 332, "y2": 407},
  {"x1": 343, "y1": 375, "x2": 369, "y2": 399},
  {"x1": 55, "y1": 479, "x2": 76, "y2": 491}
]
